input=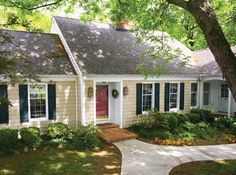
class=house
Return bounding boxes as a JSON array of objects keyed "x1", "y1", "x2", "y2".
[{"x1": 0, "y1": 16, "x2": 235, "y2": 131}]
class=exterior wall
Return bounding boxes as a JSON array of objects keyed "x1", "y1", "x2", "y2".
[
  {"x1": 84, "y1": 80, "x2": 95, "y2": 124},
  {"x1": 122, "y1": 80, "x2": 192, "y2": 128},
  {"x1": 0, "y1": 81, "x2": 77, "y2": 132}
]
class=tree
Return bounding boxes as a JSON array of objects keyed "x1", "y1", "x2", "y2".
[
  {"x1": 0, "y1": 0, "x2": 236, "y2": 100},
  {"x1": 167, "y1": 0, "x2": 236, "y2": 100}
]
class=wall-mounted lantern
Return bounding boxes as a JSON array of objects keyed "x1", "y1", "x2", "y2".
[
  {"x1": 123, "y1": 86, "x2": 128, "y2": 96},
  {"x1": 88, "y1": 87, "x2": 93, "y2": 97}
]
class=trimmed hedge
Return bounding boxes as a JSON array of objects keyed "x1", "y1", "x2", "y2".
[
  {"x1": 47, "y1": 122, "x2": 70, "y2": 139},
  {"x1": 72, "y1": 125, "x2": 100, "y2": 150},
  {"x1": 0, "y1": 128, "x2": 19, "y2": 152},
  {"x1": 20, "y1": 127, "x2": 40, "y2": 149}
]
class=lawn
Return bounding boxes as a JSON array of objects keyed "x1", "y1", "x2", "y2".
[
  {"x1": 0, "y1": 144, "x2": 121, "y2": 175},
  {"x1": 169, "y1": 160, "x2": 236, "y2": 175}
]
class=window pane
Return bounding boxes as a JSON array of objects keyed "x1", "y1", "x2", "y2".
[
  {"x1": 169, "y1": 83, "x2": 178, "y2": 109},
  {"x1": 170, "y1": 83, "x2": 178, "y2": 93},
  {"x1": 191, "y1": 83, "x2": 198, "y2": 92},
  {"x1": 142, "y1": 84, "x2": 153, "y2": 112},
  {"x1": 221, "y1": 84, "x2": 228, "y2": 98},
  {"x1": 29, "y1": 84, "x2": 47, "y2": 119},
  {"x1": 191, "y1": 93, "x2": 197, "y2": 106},
  {"x1": 170, "y1": 93, "x2": 177, "y2": 109},
  {"x1": 191, "y1": 83, "x2": 198, "y2": 107},
  {"x1": 143, "y1": 84, "x2": 153, "y2": 95},
  {"x1": 203, "y1": 83, "x2": 210, "y2": 105}
]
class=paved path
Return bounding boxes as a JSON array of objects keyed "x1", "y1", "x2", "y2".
[{"x1": 114, "y1": 139, "x2": 236, "y2": 175}]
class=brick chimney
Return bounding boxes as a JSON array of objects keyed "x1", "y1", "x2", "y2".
[{"x1": 115, "y1": 21, "x2": 130, "y2": 32}]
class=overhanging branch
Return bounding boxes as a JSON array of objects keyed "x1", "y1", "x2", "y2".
[
  {"x1": 166, "y1": 0, "x2": 188, "y2": 10},
  {"x1": 1, "y1": 0, "x2": 63, "y2": 10}
]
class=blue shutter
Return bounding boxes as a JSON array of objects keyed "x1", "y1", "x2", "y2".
[
  {"x1": 48, "y1": 84, "x2": 56, "y2": 120},
  {"x1": 164, "y1": 83, "x2": 170, "y2": 112},
  {"x1": 19, "y1": 85, "x2": 29, "y2": 123},
  {"x1": 180, "y1": 82, "x2": 185, "y2": 110},
  {"x1": 154, "y1": 83, "x2": 160, "y2": 111},
  {"x1": 0, "y1": 85, "x2": 9, "y2": 124},
  {"x1": 136, "y1": 83, "x2": 142, "y2": 115}
]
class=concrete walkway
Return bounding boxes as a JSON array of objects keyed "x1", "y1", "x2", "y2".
[{"x1": 114, "y1": 139, "x2": 236, "y2": 175}]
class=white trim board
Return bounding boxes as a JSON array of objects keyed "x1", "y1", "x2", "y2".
[
  {"x1": 85, "y1": 74, "x2": 200, "y2": 81},
  {"x1": 0, "y1": 75, "x2": 77, "y2": 82}
]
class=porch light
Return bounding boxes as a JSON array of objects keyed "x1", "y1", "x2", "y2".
[
  {"x1": 88, "y1": 87, "x2": 93, "y2": 97},
  {"x1": 123, "y1": 86, "x2": 128, "y2": 96}
]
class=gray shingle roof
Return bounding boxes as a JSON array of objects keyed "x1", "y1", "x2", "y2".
[
  {"x1": 192, "y1": 46, "x2": 236, "y2": 76},
  {"x1": 54, "y1": 16, "x2": 199, "y2": 75},
  {"x1": 0, "y1": 30, "x2": 76, "y2": 75}
]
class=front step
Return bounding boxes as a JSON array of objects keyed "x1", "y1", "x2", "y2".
[
  {"x1": 97, "y1": 123, "x2": 119, "y2": 129},
  {"x1": 98, "y1": 125, "x2": 137, "y2": 143}
]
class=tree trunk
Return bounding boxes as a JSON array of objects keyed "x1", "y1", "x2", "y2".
[{"x1": 167, "y1": 0, "x2": 236, "y2": 101}]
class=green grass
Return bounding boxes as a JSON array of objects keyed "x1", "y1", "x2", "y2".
[
  {"x1": 170, "y1": 160, "x2": 236, "y2": 175},
  {"x1": 0, "y1": 145, "x2": 121, "y2": 175}
]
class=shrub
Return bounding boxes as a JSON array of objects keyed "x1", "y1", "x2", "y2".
[
  {"x1": 162, "y1": 113, "x2": 178, "y2": 131},
  {"x1": 188, "y1": 113, "x2": 201, "y2": 124},
  {"x1": 190, "y1": 108, "x2": 214, "y2": 123},
  {"x1": 214, "y1": 117, "x2": 234, "y2": 131},
  {"x1": 47, "y1": 122, "x2": 70, "y2": 139},
  {"x1": 71, "y1": 125, "x2": 100, "y2": 150},
  {"x1": 231, "y1": 122, "x2": 236, "y2": 134},
  {"x1": 177, "y1": 114, "x2": 190, "y2": 125},
  {"x1": 183, "y1": 122, "x2": 213, "y2": 139},
  {"x1": 20, "y1": 127, "x2": 40, "y2": 149},
  {"x1": 0, "y1": 128, "x2": 19, "y2": 152}
]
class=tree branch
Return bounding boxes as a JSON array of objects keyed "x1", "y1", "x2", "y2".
[
  {"x1": 166, "y1": 0, "x2": 188, "y2": 10},
  {"x1": 1, "y1": 0, "x2": 63, "y2": 11}
]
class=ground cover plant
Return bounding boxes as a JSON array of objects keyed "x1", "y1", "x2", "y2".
[
  {"x1": 128, "y1": 109, "x2": 236, "y2": 146},
  {"x1": 169, "y1": 160, "x2": 236, "y2": 175},
  {"x1": 0, "y1": 123, "x2": 121, "y2": 175}
]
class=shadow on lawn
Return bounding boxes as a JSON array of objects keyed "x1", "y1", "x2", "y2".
[{"x1": 0, "y1": 144, "x2": 121, "y2": 175}]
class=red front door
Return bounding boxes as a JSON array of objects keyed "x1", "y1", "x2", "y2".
[{"x1": 96, "y1": 85, "x2": 108, "y2": 119}]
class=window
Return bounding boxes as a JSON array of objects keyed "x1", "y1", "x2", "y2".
[
  {"x1": 221, "y1": 84, "x2": 228, "y2": 98},
  {"x1": 203, "y1": 83, "x2": 210, "y2": 105},
  {"x1": 29, "y1": 84, "x2": 48, "y2": 120},
  {"x1": 142, "y1": 84, "x2": 153, "y2": 112},
  {"x1": 191, "y1": 83, "x2": 198, "y2": 107},
  {"x1": 169, "y1": 83, "x2": 178, "y2": 110}
]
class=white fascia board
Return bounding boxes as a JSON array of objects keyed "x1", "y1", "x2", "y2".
[
  {"x1": 40, "y1": 75, "x2": 77, "y2": 81},
  {"x1": 84, "y1": 74, "x2": 200, "y2": 81},
  {"x1": 200, "y1": 75, "x2": 224, "y2": 81},
  {"x1": 51, "y1": 17, "x2": 83, "y2": 78},
  {"x1": 0, "y1": 75, "x2": 77, "y2": 82}
]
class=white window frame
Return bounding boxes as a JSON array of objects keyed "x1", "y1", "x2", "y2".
[
  {"x1": 142, "y1": 83, "x2": 155, "y2": 114},
  {"x1": 190, "y1": 82, "x2": 198, "y2": 108},
  {"x1": 28, "y1": 83, "x2": 48, "y2": 122},
  {"x1": 169, "y1": 83, "x2": 180, "y2": 112}
]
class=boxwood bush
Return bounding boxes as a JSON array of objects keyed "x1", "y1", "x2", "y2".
[
  {"x1": 0, "y1": 128, "x2": 19, "y2": 152},
  {"x1": 71, "y1": 124, "x2": 100, "y2": 150},
  {"x1": 47, "y1": 122, "x2": 70, "y2": 139},
  {"x1": 20, "y1": 127, "x2": 40, "y2": 149}
]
